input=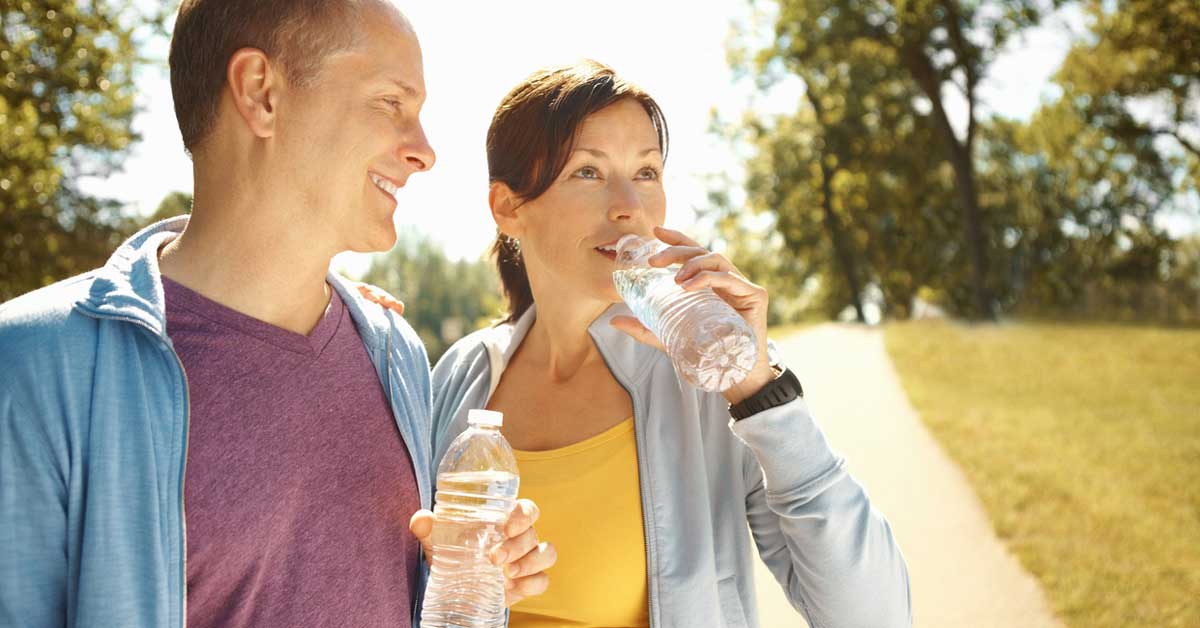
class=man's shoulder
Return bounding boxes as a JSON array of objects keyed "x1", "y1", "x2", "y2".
[{"x1": 0, "y1": 272, "x2": 101, "y2": 351}]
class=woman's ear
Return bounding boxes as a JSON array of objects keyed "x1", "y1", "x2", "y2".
[{"x1": 489, "y1": 182, "x2": 522, "y2": 240}]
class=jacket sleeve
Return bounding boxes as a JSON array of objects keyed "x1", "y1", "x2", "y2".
[
  {"x1": 429, "y1": 339, "x2": 486, "y2": 474},
  {"x1": 731, "y1": 397, "x2": 912, "y2": 628},
  {"x1": 0, "y1": 385, "x2": 68, "y2": 628}
]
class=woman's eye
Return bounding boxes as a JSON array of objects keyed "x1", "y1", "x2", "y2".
[
  {"x1": 637, "y1": 167, "x2": 661, "y2": 181},
  {"x1": 574, "y1": 166, "x2": 600, "y2": 179}
]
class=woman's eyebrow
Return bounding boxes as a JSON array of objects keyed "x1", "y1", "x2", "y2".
[{"x1": 572, "y1": 147, "x2": 661, "y2": 158}]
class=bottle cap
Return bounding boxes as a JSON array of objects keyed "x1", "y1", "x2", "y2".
[{"x1": 467, "y1": 409, "x2": 504, "y2": 427}]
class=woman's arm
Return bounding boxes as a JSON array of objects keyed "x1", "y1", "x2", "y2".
[
  {"x1": 735, "y1": 397, "x2": 912, "y2": 628},
  {"x1": 609, "y1": 225, "x2": 911, "y2": 626}
]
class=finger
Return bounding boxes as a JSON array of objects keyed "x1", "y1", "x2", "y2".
[
  {"x1": 505, "y1": 571, "x2": 550, "y2": 607},
  {"x1": 609, "y1": 316, "x2": 665, "y2": 351},
  {"x1": 357, "y1": 284, "x2": 405, "y2": 315},
  {"x1": 409, "y1": 510, "x2": 435, "y2": 563},
  {"x1": 674, "y1": 252, "x2": 737, "y2": 283},
  {"x1": 652, "y1": 225, "x2": 701, "y2": 248},
  {"x1": 503, "y1": 499, "x2": 540, "y2": 538},
  {"x1": 489, "y1": 525, "x2": 538, "y2": 567},
  {"x1": 647, "y1": 245, "x2": 709, "y2": 268},
  {"x1": 681, "y1": 270, "x2": 764, "y2": 299},
  {"x1": 502, "y1": 540, "x2": 557, "y2": 579}
]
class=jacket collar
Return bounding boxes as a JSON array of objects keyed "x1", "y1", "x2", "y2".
[
  {"x1": 75, "y1": 216, "x2": 187, "y2": 336},
  {"x1": 74, "y1": 215, "x2": 393, "y2": 351},
  {"x1": 479, "y1": 302, "x2": 659, "y2": 396}
]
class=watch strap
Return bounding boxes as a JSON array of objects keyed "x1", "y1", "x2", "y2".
[{"x1": 729, "y1": 367, "x2": 804, "y2": 421}]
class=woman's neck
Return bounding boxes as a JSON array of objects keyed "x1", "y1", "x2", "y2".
[{"x1": 519, "y1": 292, "x2": 611, "y2": 382}]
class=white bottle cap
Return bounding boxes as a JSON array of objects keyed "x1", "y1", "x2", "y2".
[{"x1": 467, "y1": 409, "x2": 504, "y2": 427}]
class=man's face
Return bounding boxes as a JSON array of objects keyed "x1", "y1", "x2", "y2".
[{"x1": 275, "y1": 6, "x2": 435, "y2": 254}]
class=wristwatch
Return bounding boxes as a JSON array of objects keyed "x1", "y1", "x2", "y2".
[{"x1": 729, "y1": 366, "x2": 804, "y2": 421}]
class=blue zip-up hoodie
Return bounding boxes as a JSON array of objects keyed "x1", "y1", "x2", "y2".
[{"x1": 0, "y1": 217, "x2": 433, "y2": 628}]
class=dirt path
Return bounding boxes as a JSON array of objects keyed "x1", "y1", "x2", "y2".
[{"x1": 750, "y1": 324, "x2": 1063, "y2": 628}]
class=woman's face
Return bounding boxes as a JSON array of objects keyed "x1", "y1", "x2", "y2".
[{"x1": 509, "y1": 98, "x2": 667, "y2": 305}]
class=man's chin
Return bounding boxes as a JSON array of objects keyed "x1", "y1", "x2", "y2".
[{"x1": 345, "y1": 225, "x2": 399, "y2": 254}]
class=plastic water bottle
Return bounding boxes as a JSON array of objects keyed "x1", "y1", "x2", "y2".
[
  {"x1": 612, "y1": 234, "x2": 759, "y2": 392},
  {"x1": 420, "y1": 409, "x2": 520, "y2": 628}
]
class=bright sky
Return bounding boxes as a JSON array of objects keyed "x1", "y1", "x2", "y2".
[{"x1": 82, "y1": 1, "x2": 1175, "y2": 278}]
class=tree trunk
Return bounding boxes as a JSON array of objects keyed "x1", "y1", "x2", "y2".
[
  {"x1": 946, "y1": 140, "x2": 993, "y2": 320},
  {"x1": 804, "y1": 88, "x2": 868, "y2": 323},
  {"x1": 902, "y1": 43, "x2": 995, "y2": 320},
  {"x1": 820, "y1": 166, "x2": 867, "y2": 323}
]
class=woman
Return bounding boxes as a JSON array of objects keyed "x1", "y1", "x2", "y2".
[{"x1": 430, "y1": 61, "x2": 911, "y2": 628}]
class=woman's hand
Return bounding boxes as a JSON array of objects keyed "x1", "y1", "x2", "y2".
[
  {"x1": 609, "y1": 225, "x2": 774, "y2": 404},
  {"x1": 409, "y1": 499, "x2": 557, "y2": 607}
]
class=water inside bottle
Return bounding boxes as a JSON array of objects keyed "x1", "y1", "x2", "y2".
[{"x1": 423, "y1": 470, "x2": 520, "y2": 628}]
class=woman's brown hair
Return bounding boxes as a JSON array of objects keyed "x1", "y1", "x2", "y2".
[{"x1": 486, "y1": 60, "x2": 669, "y2": 324}]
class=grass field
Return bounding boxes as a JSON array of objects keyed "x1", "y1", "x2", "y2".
[{"x1": 884, "y1": 321, "x2": 1200, "y2": 628}]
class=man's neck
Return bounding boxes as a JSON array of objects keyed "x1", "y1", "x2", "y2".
[{"x1": 158, "y1": 203, "x2": 335, "y2": 337}]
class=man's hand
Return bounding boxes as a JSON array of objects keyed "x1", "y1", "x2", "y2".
[
  {"x1": 357, "y1": 283, "x2": 405, "y2": 316},
  {"x1": 410, "y1": 499, "x2": 556, "y2": 607}
]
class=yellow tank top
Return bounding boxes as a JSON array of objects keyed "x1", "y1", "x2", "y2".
[{"x1": 509, "y1": 417, "x2": 649, "y2": 628}]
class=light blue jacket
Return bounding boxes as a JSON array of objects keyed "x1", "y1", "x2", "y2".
[
  {"x1": 0, "y1": 217, "x2": 434, "y2": 628},
  {"x1": 431, "y1": 305, "x2": 912, "y2": 628}
]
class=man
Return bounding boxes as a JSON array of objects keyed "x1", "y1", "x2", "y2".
[{"x1": 0, "y1": 1, "x2": 553, "y2": 626}]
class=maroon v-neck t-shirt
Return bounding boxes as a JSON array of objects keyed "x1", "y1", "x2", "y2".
[{"x1": 164, "y1": 278, "x2": 421, "y2": 628}]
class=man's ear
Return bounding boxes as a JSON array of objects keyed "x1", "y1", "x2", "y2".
[
  {"x1": 225, "y1": 47, "x2": 281, "y2": 139},
  {"x1": 489, "y1": 181, "x2": 523, "y2": 240}
]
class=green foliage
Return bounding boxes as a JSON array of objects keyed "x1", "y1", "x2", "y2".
[
  {"x1": 720, "y1": 0, "x2": 1198, "y2": 324},
  {"x1": 145, "y1": 190, "x2": 192, "y2": 225},
  {"x1": 1055, "y1": 0, "x2": 1200, "y2": 165},
  {"x1": 0, "y1": 0, "x2": 161, "y2": 301},
  {"x1": 360, "y1": 231, "x2": 502, "y2": 363}
]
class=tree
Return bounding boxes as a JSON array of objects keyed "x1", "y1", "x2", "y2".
[
  {"x1": 1055, "y1": 0, "x2": 1200, "y2": 163},
  {"x1": 986, "y1": 0, "x2": 1198, "y2": 321},
  {"x1": 754, "y1": 0, "x2": 1064, "y2": 319},
  {"x1": 0, "y1": 0, "x2": 164, "y2": 301},
  {"x1": 145, "y1": 190, "x2": 192, "y2": 225},
  {"x1": 360, "y1": 231, "x2": 501, "y2": 362},
  {"x1": 719, "y1": 3, "x2": 963, "y2": 320}
]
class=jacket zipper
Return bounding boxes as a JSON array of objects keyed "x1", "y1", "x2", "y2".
[
  {"x1": 81, "y1": 310, "x2": 191, "y2": 628},
  {"x1": 603, "y1": 362, "x2": 659, "y2": 627},
  {"x1": 170, "y1": 343, "x2": 191, "y2": 628}
]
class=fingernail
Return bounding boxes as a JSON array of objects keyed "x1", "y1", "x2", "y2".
[
  {"x1": 492, "y1": 548, "x2": 507, "y2": 565},
  {"x1": 506, "y1": 564, "x2": 519, "y2": 578}
]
